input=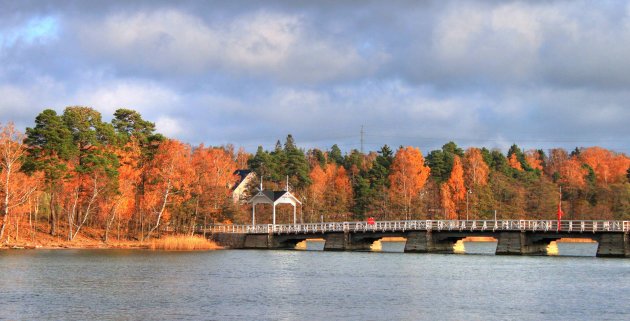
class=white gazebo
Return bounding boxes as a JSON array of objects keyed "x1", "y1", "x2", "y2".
[{"x1": 249, "y1": 182, "x2": 302, "y2": 226}]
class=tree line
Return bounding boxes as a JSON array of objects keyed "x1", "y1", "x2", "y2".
[
  {"x1": 0, "y1": 107, "x2": 629, "y2": 244},
  {"x1": 0, "y1": 107, "x2": 242, "y2": 242},
  {"x1": 248, "y1": 137, "x2": 630, "y2": 223}
]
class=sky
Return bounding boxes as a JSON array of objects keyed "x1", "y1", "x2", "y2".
[{"x1": 1, "y1": 0, "x2": 629, "y2": 154}]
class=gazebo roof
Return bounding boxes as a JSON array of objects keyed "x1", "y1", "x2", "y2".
[{"x1": 250, "y1": 189, "x2": 302, "y2": 205}]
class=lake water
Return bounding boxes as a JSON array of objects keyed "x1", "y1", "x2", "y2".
[{"x1": 1, "y1": 248, "x2": 629, "y2": 320}]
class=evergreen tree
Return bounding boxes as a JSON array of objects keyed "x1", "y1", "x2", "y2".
[
  {"x1": 343, "y1": 149, "x2": 365, "y2": 174},
  {"x1": 351, "y1": 145, "x2": 393, "y2": 217},
  {"x1": 307, "y1": 148, "x2": 327, "y2": 168},
  {"x1": 490, "y1": 149, "x2": 509, "y2": 173},
  {"x1": 536, "y1": 149, "x2": 547, "y2": 169},
  {"x1": 443, "y1": 141, "x2": 464, "y2": 157},
  {"x1": 62, "y1": 106, "x2": 118, "y2": 175},
  {"x1": 426, "y1": 150, "x2": 445, "y2": 181},
  {"x1": 269, "y1": 140, "x2": 286, "y2": 182},
  {"x1": 369, "y1": 145, "x2": 393, "y2": 188},
  {"x1": 248, "y1": 146, "x2": 272, "y2": 182},
  {"x1": 351, "y1": 175, "x2": 372, "y2": 219},
  {"x1": 284, "y1": 134, "x2": 297, "y2": 150},
  {"x1": 23, "y1": 109, "x2": 75, "y2": 235},
  {"x1": 112, "y1": 108, "x2": 162, "y2": 152},
  {"x1": 328, "y1": 144, "x2": 344, "y2": 165},
  {"x1": 283, "y1": 135, "x2": 311, "y2": 190},
  {"x1": 507, "y1": 144, "x2": 532, "y2": 172},
  {"x1": 426, "y1": 141, "x2": 463, "y2": 182},
  {"x1": 480, "y1": 147, "x2": 493, "y2": 167},
  {"x1": 570, "y1": 147, "x2": 581, "y2": 157}
]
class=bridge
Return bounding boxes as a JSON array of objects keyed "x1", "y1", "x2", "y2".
[{"x1": 206, "y1": 220, "x2": 630, "y2": 257}]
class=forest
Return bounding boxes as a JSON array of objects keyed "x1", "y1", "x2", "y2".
[{"x1": 0, "y1": 106, "x2": 629, "y2": 244}]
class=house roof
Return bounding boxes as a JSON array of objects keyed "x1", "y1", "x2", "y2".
[
  {"x1": 231, "y1": 169, "x2": 253, "y2": 191},
  {"x1": 234, "y1": 169, "x2": 251, "y2": 178}
]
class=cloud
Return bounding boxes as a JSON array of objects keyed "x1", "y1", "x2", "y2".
[
  {"x1": 0, "y1": 76, "x2": 66, "y2": 129},
  {"x1": 1, "y1": 0, "x2": 630, "y2": 154},
  {"x1": 400, "y1": 1, "x2": 630, "y2": 90},
  {"x1": 76, "y1": 9, "x2": 380, "y2": 84},
  {"x1": 156, "y1": 116, "x2": 185, "y2": 137},
  {"x1": 71, "y1": 80, "x2": 181, "y2": 119}
]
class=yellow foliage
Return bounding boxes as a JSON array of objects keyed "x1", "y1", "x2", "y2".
[{"x1": 149, "y1": 235, "x2": 220, "y2": 250}]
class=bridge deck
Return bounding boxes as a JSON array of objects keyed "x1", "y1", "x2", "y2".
[{"x1": 204, "y1": 220, "x2": 630, "y2": 235}]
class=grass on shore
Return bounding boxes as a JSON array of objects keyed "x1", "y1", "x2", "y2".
[{"x1": 149, "y1": 235, "x2": 221, "y2": 250}]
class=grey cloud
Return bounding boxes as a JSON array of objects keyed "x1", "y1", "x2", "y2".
[{"x1": 1, "y1": 0, "x2": 629, "y2": 155}]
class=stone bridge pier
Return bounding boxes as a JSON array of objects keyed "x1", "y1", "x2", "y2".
[
  {"x1": 495, "y1": 231, "x2": 630, "y2": 257},
  {"x1": 405, "y1": 231, "x2": 498, "y2": 253}
]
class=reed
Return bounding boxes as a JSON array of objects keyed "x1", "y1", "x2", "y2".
[{"x1": 149, "y1": 235, "x2": 221, "y2": 250}]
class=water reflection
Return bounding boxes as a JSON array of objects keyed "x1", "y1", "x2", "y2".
[
  {"x1": 295, "y1": 238, "x2": 599, "y2": 256},
  {"x1": 370, "y1": 240, "x2": 598, "y2": 256}
]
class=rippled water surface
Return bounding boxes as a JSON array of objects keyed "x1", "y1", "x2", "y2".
[{"x1": 1, "y1": 249, "x2": 629, "y2": 320}]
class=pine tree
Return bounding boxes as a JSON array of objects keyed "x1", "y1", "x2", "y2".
[
  {"x1": 283, "y1": 135, "x2": 311, "y2": 190},
  {"x1": 23, "y1": 109, "x2": 76, "y2": 235},
  {"x1": 248, "y1": 146, "x2": 272, "y2": 181},
  {"x1": 427, "y1": 141, "x2": 464, "y2": 182},
  {"x1": 328, "y1": 144, "x2": 344, "y2": 165}
]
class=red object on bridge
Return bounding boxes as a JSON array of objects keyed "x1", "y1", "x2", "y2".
[
  {"x1": 367, "y1": 217, "x2": 375, "y2": 225},
  {"x1": 557, "y1": 203, "x2": 564, "y2": 230}
]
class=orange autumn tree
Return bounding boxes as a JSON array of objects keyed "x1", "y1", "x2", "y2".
[
  {"x1": 441, "y1": 155, "x2": 465, "y2": 219},
  {"x1": 235, "y1": 147, "x2": 250, "y2": 169},
  {"x1": 102, "y1": 140, "x2": 142, "y2": 242},
  {"x1": 559, "y1": 158, "x2": 587, "y2": 189},
  {"x1": 462, "y1": 148, "x2": 488, "y2": 220},
  {"x1": 62, "y1": 147, "x2": 119, "y2": 241},
  {"x1": 306, "y1": 163, "x2": 353, "y2": 221},
  {"x1": 525, "y1": 150, "x2": 544, "y2": 171},
  {"x1": 508, "y1": 153, "x2": 523, "y2": 171},
  {"x1": 307, "y1": 164, "x2": 327, "y2": 220},
  {"x1": 389, "y1": 146, "x2": 430, "y2": 220},
  {"x1": 190, "y1": 145, "x2": 238, "y2": 228},
  {"x1": 143, "y1": 139, "x2": 193, "y2": 239},
  {"x1": 546, "y1": 148, "x2": 569, "y2": 178},
  {"x1": 579, "y1": 147, "x2": 630, "y2": 185},
  {"x1": 326, "y1": 164, "x2": 353, "y2": 219},
  {"x1": 0, "y1": 123, "x2": 39, "y2": 240},
  {"x1": 463, "y1": 147, "x2": 489, "y2": 186},
  {"x1": 6, "y1": 170, "x2": 42, "y2": 240}
]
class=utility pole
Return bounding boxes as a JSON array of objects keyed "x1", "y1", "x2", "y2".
[
  {"x1": 360, "y1": 125, "x2": 364, "y2": 154},
  {"x1": 466, "y1": 189, "x2": 472, "y2": 221}
]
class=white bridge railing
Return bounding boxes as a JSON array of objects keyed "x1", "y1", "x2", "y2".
[{"x1": 203, "y1": 220, "x2": 630, "y2": 235}]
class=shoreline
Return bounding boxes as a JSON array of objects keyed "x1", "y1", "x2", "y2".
[
  {"x1": 1, "y1": 245, "x2": 148, "y2": 250},
  {"x1": 1, "y1": 241, "x2": 150, "y2": 250},
  {"x1": 1, "y1": 244, "x2": 223, "y2": 251},
  {"x1": 0, "y1": 222, "x2": 221, "y2": 251}
]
